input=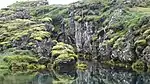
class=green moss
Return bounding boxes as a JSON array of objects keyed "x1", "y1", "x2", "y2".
[
  {"x1": 146, "y1": 35, "x2": 150, "y2": 40},
  {"x1": 10, "y1": 31, "x2": 29, "y2": 41},
  {"x1": 134, "y1": 39, "x2": 147, "y2": 46},
  {"x1": 143, "y1": 29, "x2": 150, "y2": 36},
  {"x1": 54, "y1": 54, "x2": 75, "y2": 64},
  {"x1": 102, "y1": 59, "x2": 131, "y2": 69},
  {"x1": 132, "y1": 60, "x2": 146, "y2": 73},
  {"x1": 3, "y1": 55, "x2": 38, "y2": 63},
  {"x1": 113, "y1": 37, "x2": 125, "y2": 49},
  {"x1": 76, "y1": 62, "x2": 87, "y2": 70},
  {"x1": 125, "y1": 13, "x2": 141, "y2": 29},
  {"x1": 0, "y1": 56, "x2": 9, "y2": 70},
  {"x1": 0, "y1": 54, "x2": 46, "y2": 71},
  {"x1": 52, "y1": 42, "x2": 78, "y2": 69},
  {"x1": 52, "y1": 42, "x2": 74, "y2": 51},
  {"x1": 52, "y1": 49, "x2": 74, "y2": 57},
  {"x1": 52, "y1": 43, "x2": 75, "y2": 57},
  {"x1": 0, "y1": 41, "x2": 10, "y2": 47},
  {"x1": 27, "y1": 42, "x2": 35, "y2": 46},
  {"x1": 84, "y1": 15, "x2": 101, "y2": 22},
  {"x1": 74, "y1": 16, "x2": 81, "y2": 21},
  {"x1": 30, "y1": 24, "x2": 45, "y2": 30},
  {"x1": 107, "y1": 36, "x2": 119, "y2": 46},
  {"x1": 39, "y1": 17, "x2": 52, "y2": 22},
  {"x1": 92, "y1": 35, "x2": 98, "y2": 42},
  {"x1": 0, "y1": 19, "x2": 44, "y2": 46},
  {"x1": 30, "y1": 4, "x2": 69, "y2": 19},
  {"x1": 0, "y1": 9, "x2": 14, "y2": 16},
  {"x1": 27, "y1": 64, "x2": 46, "y2": 70},
  {"x1": 56, "y1": 54, "x2": 77, "y2": 61},
  {"x1": 30, "y1": 31, "x2": 50, "y2": 41},
  {"x1": 129, "y1": 7, "x2": 150, "y2": 15},
  {"x1": 11, "y1": 62, "x2": 29, "y2": 71},
  {"x1": 74, "y1": 16, "x2": 83, "y2": 22}
]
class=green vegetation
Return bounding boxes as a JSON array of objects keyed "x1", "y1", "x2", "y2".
[
  {"x1": 76, "y1": 62, "x2": 87, "y2": 70},
  {"x1": 83, "y1": 0, "x2": 110, "y2": 4},
  {"x1": 134, "y1": 39, "x2": 147, "y2": 46},
  {"x1": 3, "y1": 55, "x2": 38, "y2": 63},
  {"x1": 102, "y1": 59, "x2": 131, "y2": 69},
  {"x1": 1, "y1": 0, "x2": 150, "y2": 76},
  {"x1": 51, "y1": 42, "x2": 78, "y2": 69},
  {"x1": 132, "y1": 60, "x2": 146, "y2": 73},
  {"x1": 129, "y1": 7, "x2": 150, "y2": 15}
]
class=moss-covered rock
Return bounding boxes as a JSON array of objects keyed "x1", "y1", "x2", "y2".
[
  {"x1": 134, "y1": 39, "x2": 147, "y2": 46},
  {"x1": 143, "y1": 29, "x2": 150, "y2": 37},
  {"x1": 76, "y1": 62, "x2": 87, "y2": 70},
  {"x1": 0, "y1": 53, "x2": 46, "y2": 71},
  {"x1": 51, "y1": 42, "x2": 78, "y2": 70},
  {"x1": 52, "y1": 42, "x2": 75, "y2": 57},
  {"x1": 39, "y1": 17, "x2": 52, "y2": 23},
  {"x1": 132, "y1": 60, "x2": 147, "y2": 73},
  {"x1": 102, "y1": 59, "x2": 131, "y2": 69},
  {"x1": 3, "y1": 55, "x2": 38, "y2": 63},
  {"x1": 84, "y1": 15, "x2": 101, "y2": 22},
  {"x1": 30, "y1": 31, "x2": 50, "y2": 41}
]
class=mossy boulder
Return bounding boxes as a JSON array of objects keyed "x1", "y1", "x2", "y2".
[
  {"x1": 51, "y1": 42, "x2": 78, "y2": 70},
  {"x1": 52, "y1": 42, "x2": 75, "y2": 57},
  {"x1": 1, "y1": 55, "x2": 46, "y2": 71}
]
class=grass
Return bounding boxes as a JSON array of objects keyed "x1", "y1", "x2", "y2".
[{"x1": 129, "y1": 7, "x2": 150, "y2": 15}]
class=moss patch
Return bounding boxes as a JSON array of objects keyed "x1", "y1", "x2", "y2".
[
  {"x1": 76, "y1": 62, "x2": 87, "y2": 70},
  {"x1": 132, "y1": 60, "x2": 147, "y2": 73},
  {"x1": 102, "y1": 59, "x2": 131, "y2": 69},
  {"x1": 134, "y1": 39, "x2": 147, "y2": 46},
  {"x1": 51, "y1": 42, "x2": 78, "y2": 69}
]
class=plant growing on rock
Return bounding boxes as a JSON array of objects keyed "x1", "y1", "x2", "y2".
[{"x1": 51, "y1": 42, "x2": 78, "y2": 70}]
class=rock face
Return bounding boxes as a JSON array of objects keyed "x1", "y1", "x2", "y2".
[
  {"x1": 0, "y1": 0, "x2": 150, "y2": 67},
  {"x1": 70, "y1": 1, "x2": 150, "y2": 65}
]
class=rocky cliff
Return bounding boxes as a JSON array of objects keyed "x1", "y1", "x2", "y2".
[{"x1": 0, "y1": 0, "x2": 150, "y2": 71}]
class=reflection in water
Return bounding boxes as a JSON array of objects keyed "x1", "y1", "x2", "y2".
[{"x1": 1, "y1": 62, "x2": 150, "y2": 84}]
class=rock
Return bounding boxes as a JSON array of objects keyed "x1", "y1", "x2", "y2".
[
  {"x1": 51, "y1": 42, "x2": 78, "y2": 70},
  {"x1": 142, "y1": 46, "x2": 150, "y2": 64},
  {"x1": 38, "y1": 57, "x2": 50, "y2": 65},
  {"x1": 132, "y1": 59, "x2": 147, "y2": 73}
]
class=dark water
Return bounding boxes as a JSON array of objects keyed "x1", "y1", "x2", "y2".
[{"x1": 1, "y1": 62, "x2": 150, "y2": 84}]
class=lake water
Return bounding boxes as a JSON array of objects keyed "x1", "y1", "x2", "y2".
[{"x1": 0, "y1": 62, "x2": 150, "y2": 84}]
